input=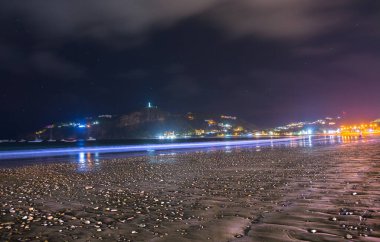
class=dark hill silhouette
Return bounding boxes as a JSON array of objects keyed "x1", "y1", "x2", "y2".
[{"x1": 31, "y1": 107, "x2": 256, "y2": 140}]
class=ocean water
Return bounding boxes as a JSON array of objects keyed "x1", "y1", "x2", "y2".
[{"x1": 0, "y1": 135, "x2": 368, "y2": 169}]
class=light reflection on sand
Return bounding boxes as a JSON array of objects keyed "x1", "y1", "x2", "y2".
[{"x1": 71, "y1": 135, "x2": 367, "y2": 172}]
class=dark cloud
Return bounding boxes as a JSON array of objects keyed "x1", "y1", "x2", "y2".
[
  {"x1": 206, "y1": 0, "x2": 355, "y2": 40},
  {"x1": 163, "y1": 76, "x2": 201, "y2": 99},
  {"x1": 0, "y1": 0, "x2": 366, "y2": 43},
  {"x1": 0, "y1": 1, "x2": 218, "y2": 41},
  {"x1": 31, "y1": 52, "x2": 85, "y2": 79},
  {"x1": 0, "y1": 0, "x2": 380, "y2": 137},
  {"x1": 116, "y1": 69, "x2": 151, "y2": 80}
]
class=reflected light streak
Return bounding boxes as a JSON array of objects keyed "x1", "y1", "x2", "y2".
[{"x1": 0, "y1": 137, "x2": 302, "y2": 160}]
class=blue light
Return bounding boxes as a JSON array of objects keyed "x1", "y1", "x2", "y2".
[
  {"x1": 0, "y1": 137, "x2": 307, "y2": 160},
  {"x1": 79, "y1": 152, "x2": 85, "y2": 163}
]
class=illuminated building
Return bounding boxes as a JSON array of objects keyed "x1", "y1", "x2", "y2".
[
  {"x1": 98, "y1": 114, "x2": 113, "y2": 118},
  {"x1": 233, "y1": 126, "x2": 244, "y2": 132},
  {"x1": 146, "y1": 102, "x2": 157, "y2": 109},
  {"x1": 158, "y1": 131, "x2": 176, "y2": 139},
  {"x1": 221, "y1": 115, "x2": 237, "y2": 120},
  {"x1": 205, "y1": 119, "x2": 216, "y2": 126},
  {"x1": 194, "y1": 129, "x2": 205, "y2": 136},
  {"x1": 218, "y1": 123, "x2": 232, "y2": 129},
  {"x1": 187, "y1": 112, "x2": 195, "y2": 120}
]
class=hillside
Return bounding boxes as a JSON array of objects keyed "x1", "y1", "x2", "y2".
[{"x1": 31, "y1": 107, "x2": 256, "y2": 140}]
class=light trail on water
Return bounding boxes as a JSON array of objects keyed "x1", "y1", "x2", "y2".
[{"x1": 0, "y1": 137, "x2": 306, "y2": 160}]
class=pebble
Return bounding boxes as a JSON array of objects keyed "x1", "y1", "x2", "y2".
[{"x1": 345, "y1": 234, "x2": 353, "y2": 239}]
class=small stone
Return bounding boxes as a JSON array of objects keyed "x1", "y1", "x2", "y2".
[
  {"x1": 84, "y1": 220, "x2": 91, "y2": 224},
  {"x1": 345, "y1": 234, "x2": 353, "y2": 239},
  {"x1": 85, "y1": 186, "x2": 93, "y2": 190},
  {"x1": 97, "y1": 228, "x2": 102, "y2": 232},
  {"x1": 131, "y1": 230, "x2": 138, "y2": 234},
  {"x1": 309, "y1": 229, "x2": 317, "y2": 233},
  {"x1": 352, "y1": 192, "x2": 357, "y2": 196},
  {"x1": 47, "y1": 216, "x2": 53, "y2": 220}
]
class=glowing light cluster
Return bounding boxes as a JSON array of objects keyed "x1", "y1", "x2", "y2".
[{"x1": 339, "y1": 122, "x2": 379, "y2": 135}]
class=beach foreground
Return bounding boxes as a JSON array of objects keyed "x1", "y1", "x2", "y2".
[{"x1": 1, "y1": 139, "x2": 380, "y2": 241}]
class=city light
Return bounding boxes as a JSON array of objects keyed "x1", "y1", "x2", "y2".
[{"x1": 339, "y1": 122, "x2": 380, "y2": 135}]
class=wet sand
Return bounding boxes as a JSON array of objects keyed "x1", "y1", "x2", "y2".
[{"x1": 1, "y1": 139, "x2": 380, "y2": 241}]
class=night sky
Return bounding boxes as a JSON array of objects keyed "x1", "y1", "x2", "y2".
[{"x1": 1, "y1": 1, "x2": 380, "y2": 138}]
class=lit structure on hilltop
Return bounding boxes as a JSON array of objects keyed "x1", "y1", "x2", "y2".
[{"x1": 146, "y1": 102, "x2": 158, "y2": 109}]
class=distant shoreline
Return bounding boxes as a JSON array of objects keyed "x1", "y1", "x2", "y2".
[{"x1": 0, "y1": 136, "x2": 301, "y2": 160}]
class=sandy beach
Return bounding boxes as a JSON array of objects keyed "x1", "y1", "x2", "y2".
[{"x1": 1, "y1": 138, "x2": 380, "y2": 241}]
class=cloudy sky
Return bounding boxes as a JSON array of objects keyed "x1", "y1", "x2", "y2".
[{"x1": 1, "y1": 0, "x2": 380, "y2": 137}]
